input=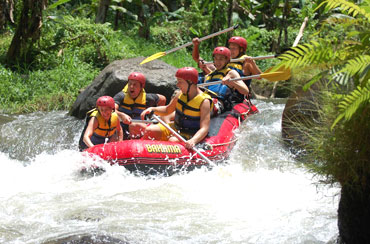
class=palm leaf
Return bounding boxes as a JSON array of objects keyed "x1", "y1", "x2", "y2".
[
  {"x1": 317, "y1": 0, "x2": 370, "y2": 21},
  {"x1": 278, "y1": 41, "x2": 333, "y2": 69},
  {"x1": 331, "y1": 66, "x2": 352, "y2": 85},
  {"x1": 331, "y1": 80, "x2": 370, "y2": 129},
  {"x1": 339, "y1": 55, "x2": 370, "y2": 79}
]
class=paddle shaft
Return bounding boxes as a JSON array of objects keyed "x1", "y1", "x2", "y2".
[
  {"x1": 165, "y1": 25, "x2": 238, "y2": 55},
  {"x1": 151, "y1": 114, "x2": 214, "y2": 165},
  {"x1": 197, "y1": 75, "x2": 260, "y2": 87},
  {"x1": 131, "y1": 119, "x2": 156, "y2": 124},
  {"x1": 203, "y1": 54, "x2": 277, "y2": 64}
]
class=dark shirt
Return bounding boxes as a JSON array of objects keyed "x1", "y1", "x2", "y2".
[{"x1": 113, "y1": 91, "x2": 160, "y2": 108}]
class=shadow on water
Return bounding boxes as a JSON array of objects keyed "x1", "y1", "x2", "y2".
[{"x1": 42, "y1": 234, "x2": 129, "y2": 244}]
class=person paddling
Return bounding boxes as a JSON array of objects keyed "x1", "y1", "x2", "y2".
[
  {"x1": 79, "y1": 96, "x2": 123, "y2": 151},
  {"x1": 192, "y1": 38, "x2": 216, "y2": 83},
  {"x1": 113, "y1": 72, "x2": 166, "y2": 139},
  {"x1": 203, "y1": 46, "x2": 249, "y2": 112},
  {"x1": 227, "y1": 36, "x2": 262, "y2": 90},
  {"x1": 140, "y1": 67, "x2": 212, "y2": 149}
]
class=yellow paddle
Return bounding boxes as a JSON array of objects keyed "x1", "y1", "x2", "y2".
[
  {"x1": 140, "y1": 25, "x2": 239, "y2": 65},
  {"x1": 197, "y1": 66, "x2": 291, "y2": 88}
]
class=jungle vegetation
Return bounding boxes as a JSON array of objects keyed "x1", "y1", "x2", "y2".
[
  {"x1": 0, "y1": 0, "x2": 317, "y2": 113},
  {"x1": 1, "y1": 0, "x2": 369, "y2": 242}
]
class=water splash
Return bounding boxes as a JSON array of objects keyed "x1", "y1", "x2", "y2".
[{"x1": 0, "y1": 101, "x2": 339, "y2": 243}]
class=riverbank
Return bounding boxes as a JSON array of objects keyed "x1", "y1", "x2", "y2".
[{"x1": 0, "y1": 16, "x2": 295, "y2": 114}]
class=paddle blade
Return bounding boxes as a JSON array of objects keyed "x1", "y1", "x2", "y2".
[
  {"x1": 140, "y1": 52, "x2": 166, "y2": 65},
  {"x1": 261, "y1": 66, "x2": 291, "y2": 81}
]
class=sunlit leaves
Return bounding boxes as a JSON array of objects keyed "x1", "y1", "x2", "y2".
[
  {"x1": 278, "y1": 41, "x2": 335, "y2": 69},
  {"x1": 340, "y1": 55, "x2": 370, "y2": 81},
  {"x1": 48, "y1": 0, "x2": 72, "y2": 10},
  {"x1": 279, "y1": 0, "x2": 370, "y2": 129},
  {"x1": 332, "y1": 81, "x2": 370, "y2": 128},
  {"x1": 317, "y1": 0, "x2": 370, "y2": 21}
]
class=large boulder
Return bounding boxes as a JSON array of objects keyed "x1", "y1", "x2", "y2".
[{"x1": 69, "y1": 57, "x2": 178, "y2": 119}]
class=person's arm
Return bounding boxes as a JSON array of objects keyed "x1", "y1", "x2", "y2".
[
  {"x1": 113, "y1": 92, "x2": 132, "y2": 124},
  {"x1": 192, "y1": 38, "x2": 212, "y2": 76},
  {"x1": 156, "y1": 94, "x2": 166, "y2": 106},
  {"x1": 83, "y1": 117, "x2": 98, "y2": 148},
  {"x1": 243, "y1": 57, "x2": 262, "y2": 76},
  {"x1": 185, "y1": 98, "x2": 211, "y2": 149},
  {"x1": 198, "y1": 58, "x2": 213, "y2": 75},
  {"x1": 116, "y1": 119, "x2": 123, "y2": 141},
  {"x1": 222, "y1": 69, "x2": 249, "y2": 95},
  {"x1": 192, "y1": 37, "x2": 200, "y2": 63},
  {"x1": 141, "y1": 92, "x2": 180, "y2": 120},
  {"x1": 115, "y1": 103, "x2": 131, "y2": 124}
]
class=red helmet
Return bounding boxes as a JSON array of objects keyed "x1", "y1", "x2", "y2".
[
  {"x1": 213, "y1": 47, "x2": 231, "y2": 61},
  {"x1": 96, "y1": 96, "x2": 115, "y2": 109},
  {"x1": 128, "y1": 72, "x2": 146, "y2": 87},
  {"x1": 175, "y1": 67, "x2": 199, "y2": 84},
  {"x1": 228, "y1": 36, "x2": 247, "y2": 51}
]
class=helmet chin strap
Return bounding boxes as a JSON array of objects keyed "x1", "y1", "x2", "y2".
[{"x1": 185, "y1": 80, "x2": 192, "y2": 101}]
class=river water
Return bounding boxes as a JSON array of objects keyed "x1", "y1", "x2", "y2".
[{"x1": 0, "y1": 100, "x2": 339, "y2": 244}]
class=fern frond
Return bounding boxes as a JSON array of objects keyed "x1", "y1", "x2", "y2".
[
  {"x1": 331, "y1": 80, "x2": 370, "y2": 129},
  {"x1": 339, "y1": 55, "x2": 370, "y2": 78},
  {"x1": 278, "y1": 41, "x2": 335, "y2": 69},
  {"x1": 325, "y1": 15, "x2": 358, "y2": 26},
  {"x1": 318, "y1": 0, "x2": 370, "y2": 21},
  {"x1": 331, "y1": 67, "x2": 352, "y2": 85}
]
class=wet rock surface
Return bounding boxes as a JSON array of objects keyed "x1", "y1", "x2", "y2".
[
  {"x1": 42, "y1": 234, "x2": 129, "y2": 244},
  {"x1": 70, "y1": 57, "x2": 178, "y2": 119}
]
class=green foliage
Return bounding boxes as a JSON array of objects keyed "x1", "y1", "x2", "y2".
[
  {"x1": 0, "y1": 0, "x2": 319, "y2": 113},
  {"x1": 317, "y1": 0, "x2": 370, "y2": 21},
  {"x1": 279, "y1": 0, "x2": 370, "y2": 185},
  {"x1": 151, "y1": 22, "x2": 188, "y2": 48},
  {"x1": 47, "y1": 0, "x2": 73, "y2": 10},
  {"x1": 298, "y1": 87, "x2": 370, "y2": 186},
  {"x1": 0, "y1": 14, "x2": 197, "y2": 113},
  {"x1": 0, "y1": 59, "x2": 98, "y2": 113},
  {"x1": 235, "y1": 25, "x2": 300, "y2": 71},
  {"x1": 332, "y1": 81, "x2": 370, "y2": 128},
  {"x1": 279, "y1": 0, "x2": 370, "y2": 128},
  {"x1": 38, "y1": 15, "x2": 122, "y2": 69}
]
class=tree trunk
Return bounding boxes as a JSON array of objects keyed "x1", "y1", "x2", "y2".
[
  {"x1": 282, "y1": 0, "x2": 289, "y2": 47},
  {"x1": 265, "y1": 0, "x2": 279, "y2": 31},
  {"x1": 138, "y1": 0, "x2": 152, "y2": 39},
  {"x1": 276, "y1": 0, "x2": 289, "y2": 53},
  {"x1": 95, "y1": 0, "x2": 111, "y2": 24},
  {"x1": 0, "y1": 0, "x2": 14, "y2": 31},
  {"x1": 338, "y1": 181, "x2": 370, "y2": 244},
  {"x1": 6, "y1": 0, "x2": 46, "y2": 65},
  {"x1": 225, "y1": 0, "x2": 233, "y2": 45},
  {"x1": 210, "y1": 5, "x2": 223, "y2": 47},
  {"x1": 0, "y1": 0, "x2": 5, "y2": 30},
  {"x1": 113, "y1": 1, "x2": 122, "y2": 30}
]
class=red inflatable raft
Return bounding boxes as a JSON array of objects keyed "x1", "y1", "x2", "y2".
[{"x1": 84, "y1": 100, "x2": 258, "y2": 175}]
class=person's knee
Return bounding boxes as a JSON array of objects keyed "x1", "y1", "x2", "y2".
[
  {"x1": 142, "y1": 125, "x2": 158, "y2": 139},
  {"x1": 168, "y1": 136, "x2": 180, "y2": 142},
  {"x1": 129, "y1": 123, "x2": 146, "y2": 138}
]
